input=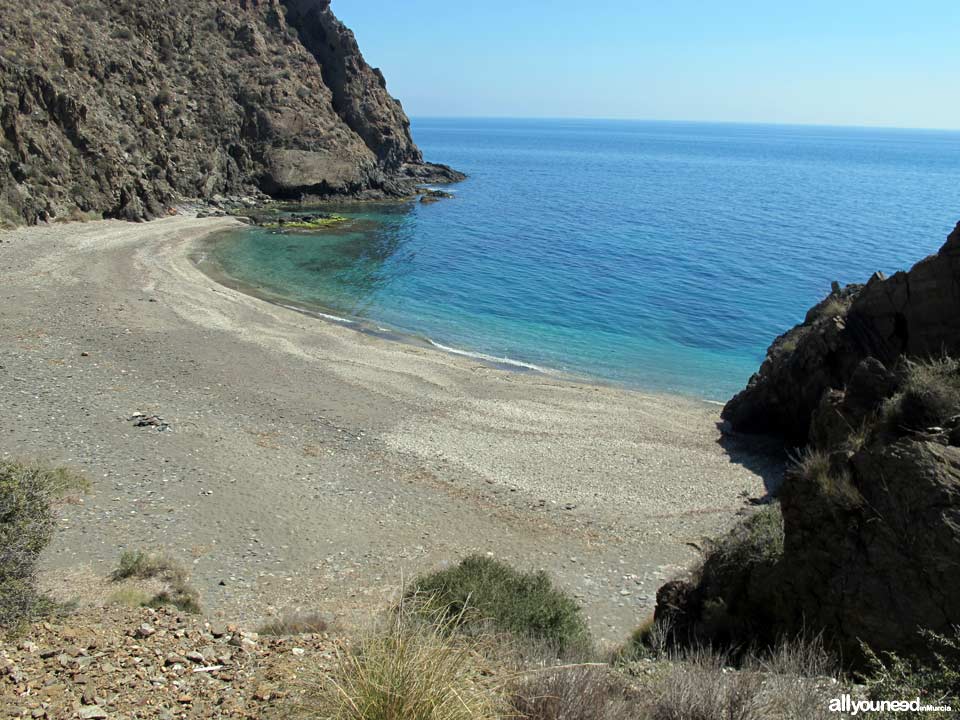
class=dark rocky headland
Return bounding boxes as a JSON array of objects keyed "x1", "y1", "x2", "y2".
[
  {"x1": 655, "y1": 222, "x2": 960, "y2": 667},
  {"x1": 0, "y1": 0, "x2": 463, "y2": 225}
]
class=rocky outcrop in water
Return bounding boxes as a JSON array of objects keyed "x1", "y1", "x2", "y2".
[
  {"x1": 0, "y1": 0, "x2": 463, "y2": 226},
  {"x1": 655, "y1": 222, "x2": 960, "y2": 663}
]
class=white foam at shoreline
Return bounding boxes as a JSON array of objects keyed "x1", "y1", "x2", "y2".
[
  {"x1": 277, "y1": 302, "x2": 355, "y2": 325},
  {"x1": 427, "y1": 339, "x2": 549, "y2": 373}
]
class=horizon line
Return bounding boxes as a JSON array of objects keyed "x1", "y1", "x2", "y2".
[{"x1": 407, "y1": 115, "x2": 960, "y2": 134}]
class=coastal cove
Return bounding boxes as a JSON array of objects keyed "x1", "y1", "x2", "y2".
[
  {"x1": 200, "y1": 119, "x2": 960, "y2": 401},
  {"x1": 0, "y1": 216, "x2": 773, "y2": 642}
]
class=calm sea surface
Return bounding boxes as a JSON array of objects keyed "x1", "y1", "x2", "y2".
[{"x1": 206, "y1": 119, "x2": 960, "y2": 401}]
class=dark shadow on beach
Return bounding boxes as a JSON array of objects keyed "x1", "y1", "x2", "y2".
[{"x1": 716, "y1": 422, "x2": 787, "y2": 500}]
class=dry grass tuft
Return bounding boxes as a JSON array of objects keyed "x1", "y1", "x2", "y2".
[
  {"x1": 643, "y1": 636, "x2": 839, "y2": 720},
  {"x1": 300, "y1": 602, "x2": 500, "y2": 720},
  {"x1": 508, "y1": 665, "x2": 637, "y2": 720},
  {"x1": 790, "y1": 448, "x2": 863, "y2": 508},
  {"x1": 883, "y1": 357, "x2": 960, "y2": 433},
  {"x1": 646, "y1": 648, "x2": 765, "y2": 720},
  {"x1": 817, "y1": 297, "x2": 851, "y2": 320},
  {"x1": 259, "y1": 612, "x2": 329, "y2": 636}
]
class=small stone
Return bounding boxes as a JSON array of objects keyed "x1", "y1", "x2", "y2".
[
  {"x1": 291, "y1": 647, "x2": 305, "y2": 657},
  {"x1": 185, "y1": 651, "x2": 204, "y2": 664},
  {"x1": 165, "y1": 653, "x2": 186, "y2": 666},
  {"x1": 137, "y1": 623, "x2": 156, "y2": 638},
  {"x1": 78, "y1": 707, "x2": 108, "y2": 719},
  {"x1": 208, "y1": 623, "x2": 228, "y2": 638}
]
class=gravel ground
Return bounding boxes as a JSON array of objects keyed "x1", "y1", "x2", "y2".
[{"x1": 0, "y1": 216, "x2": 779, "y2": 646}]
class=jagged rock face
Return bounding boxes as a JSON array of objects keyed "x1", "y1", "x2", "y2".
[
  {"x1": 0, "y1": 0, "x2": 462, "y2": 225},
  {"x1": 281, "y1": 0, "x2": 422, "y2": 171},
  {"x1": 723, "y1": 222, "x2": 960, "y2": 445},
  {"x1": 657, "y1": 358, "x2": 960, "y2": 661},
  {"x1": 657, "y1": 225, "x2": 960, "y2": 663}
]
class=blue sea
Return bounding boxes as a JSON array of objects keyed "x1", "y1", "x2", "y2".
[{"x1": 206, "y1": 119, "x2": 960, "y2": 401}]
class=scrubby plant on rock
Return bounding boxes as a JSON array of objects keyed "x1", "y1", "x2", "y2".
[
  {"x1": 881, "y1": 357, "x2": 960, "y2": 436},
  {"x1": 648, "y1": 504, "x2": 785, "y2": 656}
]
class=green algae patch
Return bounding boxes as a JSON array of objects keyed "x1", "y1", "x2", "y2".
[{"x1": 260, "y1": 214, "x2": 348, "y2": 230}]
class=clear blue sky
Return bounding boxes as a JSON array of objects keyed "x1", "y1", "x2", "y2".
[{"x1": 333, "y1": 1, "x2": 960, "y2": 129}]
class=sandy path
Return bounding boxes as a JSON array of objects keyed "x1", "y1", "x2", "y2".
[{"x1": 0, "y1": 216, "x2": 776, "y2": 645}]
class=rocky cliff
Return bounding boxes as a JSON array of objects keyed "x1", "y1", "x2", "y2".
[
  {"x1": 723, "y1": 222, "x2": 960, "y2": 445},
  {"x1": 0, "y1": 0, "x2": 462, "y2": 225},
  {"x1": 653, "y1": 222, "x2": 960, "y2": 663}
]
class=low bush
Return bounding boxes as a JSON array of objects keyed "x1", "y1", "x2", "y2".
[
  {"x1": 646, "y1": 648, "x2": 765, "y2": 720},
  {"x1": 259, "y1": 612, "x2": 328, "y2": 636},
  {"x1": 616, "y1": 615, "x2": 675, "y2": 663},
  {"x1": 408, "y1": 555, "x2": 589, "y2": 654},
  {"x1": 0, "y1": 461, "x2": 87, "y2": 628},
  {"x1": 645, "y1": 641, "x2": 839, "y2": 720},
  {"x1": 860, "y1": 627, "x2": 960, "y2": 717},
  {"x1": 508, "y1": 665, "x2": 638, "y2": 720},
  {"x1": 111, "y1": 549, "x2": 181, "y2": 581},
  {"x1": 304, "y1": 605, "x2": 498, "y2": 720},
  {"x1": 110, "y1": 550, "x2": 201, "y2": 614}
]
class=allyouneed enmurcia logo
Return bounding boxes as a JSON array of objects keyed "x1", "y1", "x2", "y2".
[{"x1": 829, "y1": 694, "x2": 953, "y2": 715}]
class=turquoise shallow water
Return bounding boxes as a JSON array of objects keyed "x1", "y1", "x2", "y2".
[{"x1": 207, "y1": 119, "x2": 960, "y2": 401}]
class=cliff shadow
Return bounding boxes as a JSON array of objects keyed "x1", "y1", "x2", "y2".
[{"x1": 716, "y1": 424, "x2": 787, "y2": 500}]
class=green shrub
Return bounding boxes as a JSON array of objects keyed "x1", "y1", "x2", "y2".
[
  {"x1": 860, "y1": 627, "x2": 960, "y2": 717},
  {"x1": 408, "y1": 556, "x2": 589, "y2": 654},
  {"x1": 0, "y1": 461, "x2": 87, "y2": 627},
  {"x1": 110, "y1": 550, "x2": 201, "y2": 614}
]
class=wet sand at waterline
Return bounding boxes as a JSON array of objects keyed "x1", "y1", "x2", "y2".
[{"x1": 0, "y1": 216, "x2": 776, "y2": 644}]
